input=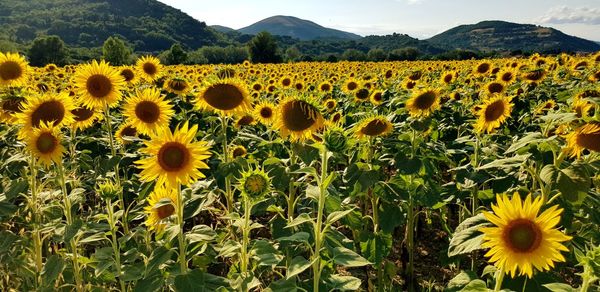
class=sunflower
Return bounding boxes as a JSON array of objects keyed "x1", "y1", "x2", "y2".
[
  {"x1": 354, "y1": 88, "x2": 370, "y2": 103},
  {"x1": 279, "y1": 76, "x2": 292, "y2": 88},
  {"x1": 474, "y1": 95, "x2": 513, "y2": 133},
  {"x1": 406, "y1": 89, "x2": 440, "y2": 118},
  {"x1": 318, "y1": 81, "x2": 333, "y2": 93},
  {"x1": 74, "y1": 60, "x2": 126, "y2": 109},
  {"x1": 440, "y1": 70, "x2": 456, "y2": 84},
  {"x1": 342, "y1": 78, "x2": 360, "y2": 93},
  {"x1": 354, "y1": 115, "x2": 393, "y2": 139},
  {"x1": 370, "y1": 90, "x2": 384, "y2": 105},
  {"x1": 25, "y1": 122, "x2": 65, "y2": 167},
  {"x1": 0, "y1": 96, "x2": 25, "y2": 124},
  {"x1": 251, "y1": 82, "x2": 263, "y2": 92},
  {"x1": 119, "y1": 66, "x2": 138, "y2": 85},
  {"x1": 238, "y1": 168, "x2": 271, "y2": 200},
  {"x1": 136, "y1": 56, "x2": 162, "y2": 82},
  {"x1": 402, "y1": 79, "x2": 417, "y2": 90},
  {"x1": 231, "y1": 145, "x2": 247, "y2": 159},
  {"x1": 253, "y1": 101, "x2": 277, "y2": 125},
  {"x1": 116, "y1": 123, "x2": 139, "y2": 145},
  {"x1": 234, "y1": 114, "x2": 256, "y2": 128},
  {"x1": 144, "y1": 184, "x2": 178, "y2": 232},
  {"x1": 522, "y1": 69, "x2": 546, "y2": 84},
  {"x1": 566, "y1": 123, "x2": 600, "y2": 158},
  {"x1": 484, "y1": 81, "x2": 505, "y2": 95},
  {"x1": 572, "y1": 98, "x2": 594, "y2": 118},
  {"x1": 0, "y1": 52, "x2": 29, "y2": 87},
  {"x1": 497, "y1": 69, "x2": 517, "y2": 85},
  {"x1": 195, "y1": 78, "x2": 252, "y2": 116},
  {"x1": 16, "y1": 92, "x2": 75, "y2": 133},
  {"x1": 274, "y1": 96, "x2": 324, "y2": 141},
  {"x1": 71, "y1": 105, "x2": 102, "y2": 131},
  {"x1": 480, "y1": 193, "x2": 571, "y2": 278},
  {"x1": 474, "y1": 61, "x2": 492, "y2": 75},
  {"x1": 294, "y1": 81, "x2": 305, "y2": 91},
  {"x1": 164, "y1": 77, "x2": 191, "y2": 95},
  {"x1": 123, "y1": 88, "x2": 174, "y2": 135},
  {"x1": 136, "y1": 122, "x2": 211, "y2": 187},
  {"x1": 323, "y1": 98, "x2": 337, "y2": 112}
]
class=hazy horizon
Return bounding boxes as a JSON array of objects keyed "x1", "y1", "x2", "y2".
[{"x1": 158, "y1": 0, "x2": 600, "y2": 41}]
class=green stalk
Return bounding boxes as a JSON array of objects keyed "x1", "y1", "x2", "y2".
[
  {"x1": 28, "y1": 155, "x2": 43, "y2": 288},
  {"x1": 221, "y1": 115, "x2": 233, "y2": 214},
  {"x1": 240, "y1": 196, "x2": 251, "y2": 275},
  {"x1": 176, "y1": 183, "x2": 187, "y2": 274},
  {"x1": 494, "y1": 268, "x2": 505, "y2": 291},
  {"x1": 312, "y1": 148, "x2": 329, "y2": 292},
  {"x1": 287, "y1": 151, "x2": 297, "y2": 223},
  {"x1": 105, "y1": 198, "x2": 126, "y2": 292},
  {"x1": 103, "y1": 104, "x2": 129, "y2": 235},
  {"x1": 57, "y1": 163, "x2": 83, "y2": 292},
  {"x1": 406, "y1": 184, "x2": 415, "y2": 291},
  {"x1": 471, "y1": 135, "x2": 480, "y2": 270}
]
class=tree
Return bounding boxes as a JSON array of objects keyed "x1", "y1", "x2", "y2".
[
  {"x1": 165, "y1": 43, "x2": 188, "y2": 65},
  {"x1": 102, "y1": 36, "x2": 131, "y2": 65},
  {"x1": 387, "y1": 47, "x2": 421, "y2": 61},
  {"x1": 367, "y1": 48, "x2": 386, "y2": 62},
  {"x1": 285, "y1": 46, "x2": 301, "y2": 62},
  {"x1": 28, "y1": 35, "x2": 68, "y2": 66},
  {"x1": 248, "y1": 31, "x2": 281, "y2": 64},
  {"x1": 341, "y1": 49, "x2": 367, "y2": 61}
]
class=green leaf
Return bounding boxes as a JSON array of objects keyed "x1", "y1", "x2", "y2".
[
  {"x1": 4, "y1": 179, "x2": 28, "y2": 200},
  {"x1": 0, "y1": 230, "x2": 18, "y2": 253},
  {"x1": 266, "y1": 278, "x2": 298, "y2": 292},
  {"x1": 277, "y1": 232, "x2": 310, "y2": 243},
  {"x1": 477, "y1": 154, "x2": 531, "y2": 170},
  {"x1": 557, "y1": 164, "x2": 590, "y2": 203},
  {"x1": 447, "y1": 270, "x2": 477, "y2": 291},
  {"x1": 64, "y1": 219, "x2": 83, "y2": 242},
  {"x1": 459, "y1": 279, "x2": 487, "y2": 292},
  {"x1": 286, "y1": 256, "x2": 314, "y2": 279},
  {"x1": 251, "y1": 240, "x2": 283, "y2": 267},
  {"x1": 186, "y1": 225, "x2": 216, "y2": 244},
  {"x1": 145, "y1": 246, "x2": 173, "y2": 277},
  {"x1": 360, "y1": 232, "x2": 392, "y2": 265},
  {"x1": 121, "y1": 262, "x2": 145, "y2": 282},
  {"x1": 285, "y1": 213, "x2": 313, "y2": 228},
  {"x1": 542, "y1": 283, "x2": 576, "y2": 292},
  {"x1": 331, "y1": 246, "x2": 371, "y2": 267},
  {"x1": 174, "y1": 269, "x2": 230, "y2": 291},
  {"x1": 326, "y1": 274, "x2": 362, "y2": 291},
  {"x1": 41, "y1": 255, "x2": 64, "y2": 285},
  {"x1": 506, "y1": 133, "x2": 545, "y2": 153},
  {"x1": 0, "y1": 201, "x2": 17, "y2": 217},
  {"x1": 134, "y1": 272, "x2": 164, "y2": 292},
  {"x1": 325, "y1": 209, "x2": 354, "y2": 226},
  {"x1": 448, "y1": 213, "x2": 488, "y2": 257}
]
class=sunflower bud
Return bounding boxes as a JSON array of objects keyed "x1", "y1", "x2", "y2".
[
  {"x1": 239, "y1": 169, "x2": 270, "y2": 200},
  {"x1": 323, "y1": 127, "x2": 348, "y2": 153},
  {"x1": 97, "y1": 180, "x2": 119, "y2": 200}
]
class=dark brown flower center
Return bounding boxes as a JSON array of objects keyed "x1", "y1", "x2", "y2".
[
  {"x1": 282, "y1": 100, "x2": 317, "y2": 131},
  {"x1": 477, "y1": 63, "x2": 490, "y2": 74},
  {"x1": 501, "y1": 72, "x2": 514, "y2": 82},
  {"x1": 484, "y1": 100, "x2": 506, "y2": 122},
  {"x1": 72, "y1": 107, "x2": 94, "y2": 122},
  {"x1": 361, "y1": 119, "x2": 389, "y2": 136},
  {"x1": 413, "y1": 91, "x2": 437, "y2": 110},
  {"x1": 143, "y1": 62, "x2": 157, "y2": 75},
  {"x1": 86, "y1": 74, "x2": 113, "y2": 98},
  {"x1": 236, "y1": 115, "x2": 254, "y2": 126},
  {"x1": 487, "y1": 82, "x2": 504, "y2": 94},
  {"x1": 443, "y1": 74, "x2": 453, "y2": 83},
  {"x1": 0, "y1": 61, "x2": 22, "y2": 81},
  {"x1": 120, "y1": 69, "x2": 135, "y2": 82},
  {"x1": 157, "y1": 142, "x2": 189, "y2": 172},
  {"x1": 202, "y1": 83, "x2": 245, "y2": 111},
  {"x1": 232, "y1": 147, "x2": 246, "y2": 158},
  {"x1": 120, "y1": 125, "x2": 137, "y2": 137},
  {"x1": 281, "y1": 78, "x2": 291, "y2": 87},
  {"x1": 36, "y1": 132, "x2": 58, "y2": 154},
  {"x1": 503, "y1": 219, "x2": 542, "y2": 253},
  {"x1": 260, "y1": 107, "x2": 273, "y2": 119},
  {"x1": 577, "y1": 130, "x2": 600, "y2": 153},
  {"x1": 31, "y1": 100, "x2": 65, "y2": 128},
  {"x1": 155, "y1": 203, "x2": 175, "y2": 219},
  {"x1": 347, "y1": 81, "x2": 358, "y2": 91},
  {"x1": 169, "y1": 80, "x2": 187, "y2": 91},
  {"x1": 135, "y1": 101, "x2": 160, "y2": 123},
  {"x1": 355, "y1": 89, "x2": 370, "y2": 100}
]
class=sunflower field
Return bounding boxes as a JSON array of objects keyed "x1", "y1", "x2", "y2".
[{"x1": 0, "y1": 51, "x2": 600, "y2": 292}]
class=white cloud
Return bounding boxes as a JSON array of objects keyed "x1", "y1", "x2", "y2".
[{"x1": 537, "y1": 6, "x2": 600, "y2": 25}]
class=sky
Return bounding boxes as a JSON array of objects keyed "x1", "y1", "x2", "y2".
[{"x1": 157, "y1": 0, "x2": 600, "y2": 41}]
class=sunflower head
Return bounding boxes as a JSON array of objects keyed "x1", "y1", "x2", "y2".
[
  {"x1": 406, "y1": 89, "x2": 440, "y2": 118},
  {"x1": 354, "y1": 115, "x2": 393, "y2": 139},
  {"x1": 480, "y1": 193, "x2": 571, "y2": 278},
  {"x1": 74, "y1": 60, "x2": 126, "y2": 109},
  {"x1": 235, "y1": 114, "x2": 256, "y2": 128},
  {"x1": 474, "y1": 95, "x2": 513, "y2": 133},
  {"x1": 323, "y1": 98, "x2": 337, "y2": 112},
  {"x1": 97, "y1": 180, "x2": 120, "y2": 200},
  {"x1": 119, "y1": 66, "x2": 138, "y2": 85},
  {"x1": 497, "y1": 69, "x2": 517, "y2": 85},
  {"x1": 16, "y1": 92, "x2": 75, "y2": 134},
  {"x1": 144, "y1": 184, "x2": 178, "y2": 232},
  {"x1": 164, "y1": 77, "x2": 190, "y2": 95},
  {"x1": 484, "y1": 81, "x2": 505, "y2": 95},
  {"x1": 116, "y1": 123, "x2": 139, "y2": 145},
  {"x1": 231, "y1": 145, "x2": 247, "y2": 159},
  {"x1": 370, "y1": 90, "x2": 384, "y2": 105},
  {"x1": 25, "y1": 122, "x2": 65, "y2": 167},
  {"x1": 566, "y1": 122, "x2": 600, "y2": 158},
  {"x1": 123, "y1": 88, "x2": 174, "y2": 136},
  {"x1": 238, "y1": 168, "x2": 271, "y2": 200},
  {"x1": 136, "y1": 56, "x2": 162, "y2": 82},
  {"x1": 0, "y1": 94, "x2": 25, "y2": 124},
  {"x1": 71, "y1": 105, "x2": 102, "y2": 131},
  {"x1": 522, "y1": 69, "x2": 546, "y2": 83},
  {"x1": 136, "y1": 122, "x2": 212, "y2": 187},
  {"x1": 0, "y1": 52, "x2": 29, "y2": 87},
  {"x1": 274, "y1": 95, "x2": 325, "y2": 142},
  {"x1": 195, "y1": 78, "x2": 252, "y2": 116},
  {"x1": 474, "y1": 61, "x2": 492, "y2": 75},
  {"x1": 254, "y1": 100, "x2": 277, "y2": 125}
]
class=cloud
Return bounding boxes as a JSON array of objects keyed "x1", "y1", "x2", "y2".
[{"x1": 537, "y1": 6, "x2": 600, "y2": 25}]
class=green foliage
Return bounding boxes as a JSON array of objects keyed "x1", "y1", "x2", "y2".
[
  {"x1": 28, "y1": 35, "x2": 68, "y2": 66},
  {"x1": 164, "y1": 43, "x2": 188, "y2": 65},
  {"x1": 102, "y1": 36, "x2": 132, "y2": 66},
  {"x1": 248, "y1": 31, "x2": 282, "y2": 64}
]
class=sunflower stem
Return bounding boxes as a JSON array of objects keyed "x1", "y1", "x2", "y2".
[
  {"x1": 105, "y1": 198, "x2": 126, "y2": 292},
  {"x1": 494, "y1": 268, "x2": 505, "y2": 291},
  {"x1": 287, "y1": 150, "x2": 297, "y2": 223},
  {"x1": 176, "y1": 183, "x2": 187, "y2": 274},
  {"x1": 103, "y1": 104, "x2": 129, "y2": 235},
  {"x1": 28, "y1": 154, "x2": 43, "y2": 288},
  {"x1": 312, "y1": 147, "x2": 329, "y2": 292},
  {"x1": 57, "y1": 162, "x2": 83, "y2": 292},
  {"x1": 240, "y1": 196, "x2": 251, "y2": 275},
  {"x1": 220, "y1": 115, "x2": 234, "y2": 214},
  {"x1": 471, "y1": 134, "x2": 480, "y2": 270}
]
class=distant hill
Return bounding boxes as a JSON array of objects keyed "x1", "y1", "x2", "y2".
[
  {"x1": 428, "y1": 20, "x2": 600, "y2": 53},
  {"x1": 210, "y1": 25, "x2": 235, "y2": 33},
  {"x1": 360, "y1": 33, "x2": 444, "y2": 55},
  {"x1": 238, "y1": 15, "x2": 362, "y2": 41},
  {"x1": 0, "y1": 0, "x2": 220, "y2": 52}
]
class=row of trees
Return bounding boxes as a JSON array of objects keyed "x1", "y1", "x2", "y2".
[{"x1": 5, "y1": 32, "x2": 496, "y2": 67}]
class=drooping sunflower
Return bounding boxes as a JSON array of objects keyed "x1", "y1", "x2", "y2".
[
  {"x1": 16, "y1": 92, "x2": 75, "y2": 132},
  {"x1": 25, "y1": 122, "x2": 65, "y2": 167},
  {"x1": 136, "y1": 56, "x2": 162, "y2": 82},
  {"x1": 274, "y1": 96, "x2": 324, "y2": 141},
  {"x1": 136, "y1": 122, "x2": 211, "y2": 187},
  {"x1": 71, "y1": 105, "x2": 102, "y2": 131},
  {"x1": 354, "y1": 115, "x2": 393, "y2": 139},
  {"x1": 474, "y1": 95, "x2": 513, "y2": 133},
  {"x1": 116, "y1": 123, "x2": 139, "y2": 145},
  {"x1": 253, "y1": 100, "x2": 277, "y2": 125},
  {"x1": 566, "y1": 123, "x2": 600, "y2": 158},
  {"x1": 231, "y1": 145, "x2": 247, "y2": 159},
  {"x1": 144, "y1": 184, "x2": 178, "y2": 232},
  {"x1": 572, "y1": 98, "x2": 594, "y2": 118},
  {"x1": 74, "y1": 60, "x2": 126, "y2": 109},
  {"x1": 480, "y1": 193, "x2": 571, "y2": 278},
  {"x1": 406, "y1": 89, "x2": 440, "y2": 118},
  {"x1": 0, "y1": 95, "x2": 25, "y2": 124},
  {"x1": 195, "y1": 78, "x2": 252, "y2": 116},
  {"x1": 0, "y1": 52, "x2": 29, "y2": 87},
  {"x1": 234, "y1": 114, "x2": 256, "y2": 128},
  {"x1": 123, "y1": 88, "x2": 174, "y2": 136},
  {"x1": 164, "y1": 77, "x2": 191, "y2": 95},
  {"x1": 522, "y1": 69, "x2": 546, "y2": 84}
]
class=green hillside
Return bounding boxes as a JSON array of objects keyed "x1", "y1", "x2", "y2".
[
  {"x1": 238, "y1": 15, "x2": 362, "y2": 41},
  {"x1": 428, "y1": 20, "x2": 600, "y2": 53},
  {"x1": 0, "y1": 0, "x2": 220, "y2": 52}
]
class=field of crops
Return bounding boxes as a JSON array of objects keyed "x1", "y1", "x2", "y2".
[{"x1": 0, "y1": 51, "x2": 599, "y2": 291}]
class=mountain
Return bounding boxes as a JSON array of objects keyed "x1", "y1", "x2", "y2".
[
  {"x1": 428, "y1": 20, "x2": 600, "y2": 53},
  {"x1": 210, "y1": 25, "x2": 235, "y2": 33},
  {"x1": 238, "y1": 15, "x2": 362, "y2": 41},
  {"x1": 0, "y1": 0, "x2": 220, "y2": 52}
]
